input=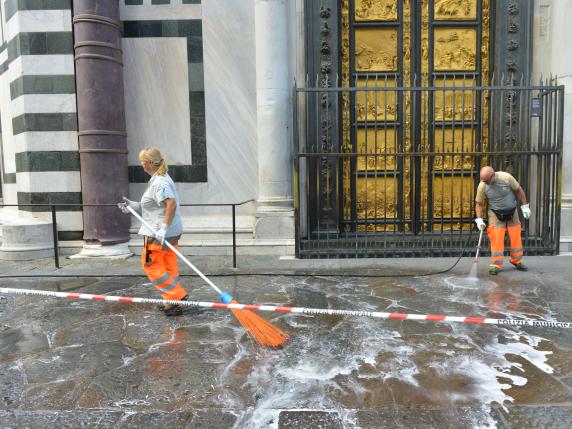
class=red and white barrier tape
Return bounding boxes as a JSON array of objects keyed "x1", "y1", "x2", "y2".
[{"x1": 1, "y1": 287, "x2": 570, "y2": 329}]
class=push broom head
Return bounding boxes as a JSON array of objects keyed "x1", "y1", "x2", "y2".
[{"x1": 230, "y1": 299, "x2": 289, "y2": 347}]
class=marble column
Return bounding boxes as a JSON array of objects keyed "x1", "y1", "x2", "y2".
[
  {"x1": 71, "y1": 0, "x2": 130, "y2": 257},
  {"x1": 253, "y1": 0, "x2": 295, "y2": 241}
]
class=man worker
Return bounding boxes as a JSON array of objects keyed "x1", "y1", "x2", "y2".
[{"x1": 474, "y1": 166, "x2": 531, "y2": 275}]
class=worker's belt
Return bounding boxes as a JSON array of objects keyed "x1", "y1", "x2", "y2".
[
  {"x1": 491, "y1": 207, "x2": 516, "y2": 221},
  {"x1": 143, "y1": 235, "x2": 181, "y2": 266}
]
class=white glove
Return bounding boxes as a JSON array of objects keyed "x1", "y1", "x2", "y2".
[
  {"x1": 521, "y1": 203, "x2": 531, "y2": 219},
  {"x1": 117, "y1": 197, "x2": 140, "y2": 214},
  {"x1": 474, "y1": 217, "x2": 486, "y2": 231},
  {"x1": 155, "y1": 223, "x2": 169, "y2": 245}
]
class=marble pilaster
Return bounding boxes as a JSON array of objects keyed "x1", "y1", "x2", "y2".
[
  {"x1": 253, "y1": 0, "x2": 294, "y2": 241},
  {"x1": 543, "y1": 1, "x2": 572, "y2": 251}
]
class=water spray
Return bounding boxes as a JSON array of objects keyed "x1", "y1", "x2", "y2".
[
  {"x1": 2, "y1": 287, "x2": 571, "y2": 330},
  {"x1": 467, "y1": 227, "x2": 485, "y2": 279},
  {"x1": 474, "y1": 227, "x2": 485, "y2": 264}
]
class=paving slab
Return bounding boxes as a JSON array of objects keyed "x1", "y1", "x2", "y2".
[{"x1": 1, "y1": 254, "x2": 572, "y2": 427}]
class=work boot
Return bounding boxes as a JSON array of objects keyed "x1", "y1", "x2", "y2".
[
  {"x1": 489, "y1": 265, "x2": 501, "y2": 275},
  {"x1": 160, "y1": 295, "x2": 190, "y2": 317},
  {"x1": 511, "y1": 261, "x2": 528, "y2": 271}
]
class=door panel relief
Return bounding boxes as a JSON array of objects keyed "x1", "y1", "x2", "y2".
[{"x1": 341, "y1": 0, "x2": 490, "y2": 233}]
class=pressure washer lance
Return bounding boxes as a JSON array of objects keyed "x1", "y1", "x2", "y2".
[
  {"x1": 474, "y1": 226, "x2": 485, "y2": 263},
  {"x1": 1, "y1": 287, "x2": 572, "y2": 330}
]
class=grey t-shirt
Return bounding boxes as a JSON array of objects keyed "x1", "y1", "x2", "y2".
[
  {"x1": 138, "y1": 173, "x2": 183, "y2": 238},
  {"x1": 475, "y1": 171, "x2": 520, "y2": 211}
]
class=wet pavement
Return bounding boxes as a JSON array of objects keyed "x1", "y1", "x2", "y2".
[{"x1": 1, "y1": 255, "x2": 572, "y2": 428}]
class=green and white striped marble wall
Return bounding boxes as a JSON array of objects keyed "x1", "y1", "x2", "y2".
[
  {"x1": 120, "y1": 0, "x2": 207, "y2": 187},
  {"x1": 1, "y1": 0, "x2": 263, "y2": 242},
  {"x1": 125, "y1": 0, "x2": 200, "y2": 5},
  {"x1": 0, "y1": 0, "x2": 82, "y2": 240},
  {"x1": 120, "y1": 0, "x2": 259, "y2": 216},
  {"x1": 121, "y1": 17, "x2": 206, "y2": 183}
]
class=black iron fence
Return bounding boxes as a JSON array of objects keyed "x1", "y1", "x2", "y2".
[
  {"x1": 294, "y1": 77, "x2": 564, "y2": 258},
  {"x1": 0, "y1": 200, "x2": 254, "y2": 268}
]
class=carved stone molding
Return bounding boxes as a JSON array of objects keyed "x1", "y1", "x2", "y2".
[
  {"x1": 492, "y1": 0, "x2": 533, "y2": 154},
  {"x1": 305, "y1": 0, "x2": 340, "y2": 230}
]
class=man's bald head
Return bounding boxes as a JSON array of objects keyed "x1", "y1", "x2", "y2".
[{"x1": 480, "y1": 166, "x2": 495, "y2": 184}]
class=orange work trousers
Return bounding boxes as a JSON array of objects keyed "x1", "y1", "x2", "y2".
[
  {"x1": 487, "y1": 223, "x2": 524, "y2": 269},
  {"x1": 141, "y1": 240, "x2": 188, "y2": 301}
]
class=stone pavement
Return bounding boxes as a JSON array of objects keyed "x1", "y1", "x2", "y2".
[
  {"x1": 1, "y1": 254, "x2": 572, "y2": 428},
  {"x1": 1, "y1": 252, "x2": 571, "y2": 277}
]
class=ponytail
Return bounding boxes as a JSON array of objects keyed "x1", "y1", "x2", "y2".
[{"x1": 156, "y1": 159, "x2": 168, "y2": 176}]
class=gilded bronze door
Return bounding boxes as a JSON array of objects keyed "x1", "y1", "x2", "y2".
[{"x1": 341, "y1": 0, "x2": 490, "y2": 234}]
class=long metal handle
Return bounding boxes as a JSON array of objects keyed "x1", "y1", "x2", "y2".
[
  {"x1": 474, "y1": 227, "x2": 484, "y2": 262},
  {"x1": 126, "y1": 206, "x2": 223, "y2": 295}
]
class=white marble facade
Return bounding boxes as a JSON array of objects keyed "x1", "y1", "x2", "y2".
[
  {"x1": 533, "y1": 0, "x2": 572, "y2": 251},
  {"x1": 2, "y1": 1, "x2": 572, "y2": 255},
  {"x1": 121, "y1": 0, "x2": 260, "y2": 216},
  {"x1": 123, "y1": 37, "x2": 193, "y2": 166},
  {"x1": 184, "y1": 0, "x2": 259, "y2": 212}
]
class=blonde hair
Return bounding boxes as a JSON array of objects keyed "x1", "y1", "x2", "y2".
[{"x1": 139, "y1": 147, "x2": 168, "y2": 176}]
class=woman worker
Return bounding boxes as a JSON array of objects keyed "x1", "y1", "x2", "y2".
[{"x1": 118, "y1": 147, "x2": 189, "y2": 316}]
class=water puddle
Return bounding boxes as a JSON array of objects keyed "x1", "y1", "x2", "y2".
[
  {"x1": 218, "y1": 274, "x2": 562, "y2": 427},
  {"x1": 0, "y1": 274, "x2": 569, "y2": 427}
]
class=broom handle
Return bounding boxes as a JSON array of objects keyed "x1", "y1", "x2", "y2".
[
  {"x1": 474, "y1": 227, "x2": 484, "y2": 261},
  {"x1": 126, "y1": 206, "x2": 224, "y2": 296}
]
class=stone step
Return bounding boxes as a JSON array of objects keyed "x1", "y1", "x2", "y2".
[
  {"x1": 0, "y1": 212, "x2": 55, "y2": 260},
  {"x1": 129, "y1": 228, "x2": 254, "y2": 242},
  {"x1": 128, "y1": 214, "x2": 255, "y2": 242},
  {"x1": 54, "y1": 238, "x2": 295, "y2": 256},
  {"x1": 1, "y1": 213, "x2": 295, "y2": 257}
]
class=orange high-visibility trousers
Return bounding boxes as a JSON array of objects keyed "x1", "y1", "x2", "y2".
[
  {"x1": 486, "y1": 223, "x2": 524, "y2": 268},
  {"x1": 507, "y1": 224, "x2": 524, "y2": 265},
  {"x1": 141, "y1": 241, "x2": 188, "y2": 301}
]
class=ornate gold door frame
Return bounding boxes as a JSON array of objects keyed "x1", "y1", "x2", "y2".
[{"x1": 341, "y1": 0, "x2": 490, "y2": 233}]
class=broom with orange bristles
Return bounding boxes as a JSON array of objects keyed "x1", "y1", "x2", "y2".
[{"x1": 126, "y1": 206, "x2": 288, "y2": 347}]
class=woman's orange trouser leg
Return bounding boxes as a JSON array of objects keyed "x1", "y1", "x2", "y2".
[
  {"x1": 163, "y1": 244, "x2": 188, "y2": 297},
  {"x1": 487, "y1": 224, "x2": 506, "y2": 269},
  {"x1": 507, "y1": 223, "x2": 524, "y2": 265},
  {"x1": 142, "y1": 242, "x2": 188, "y2": 301}
]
